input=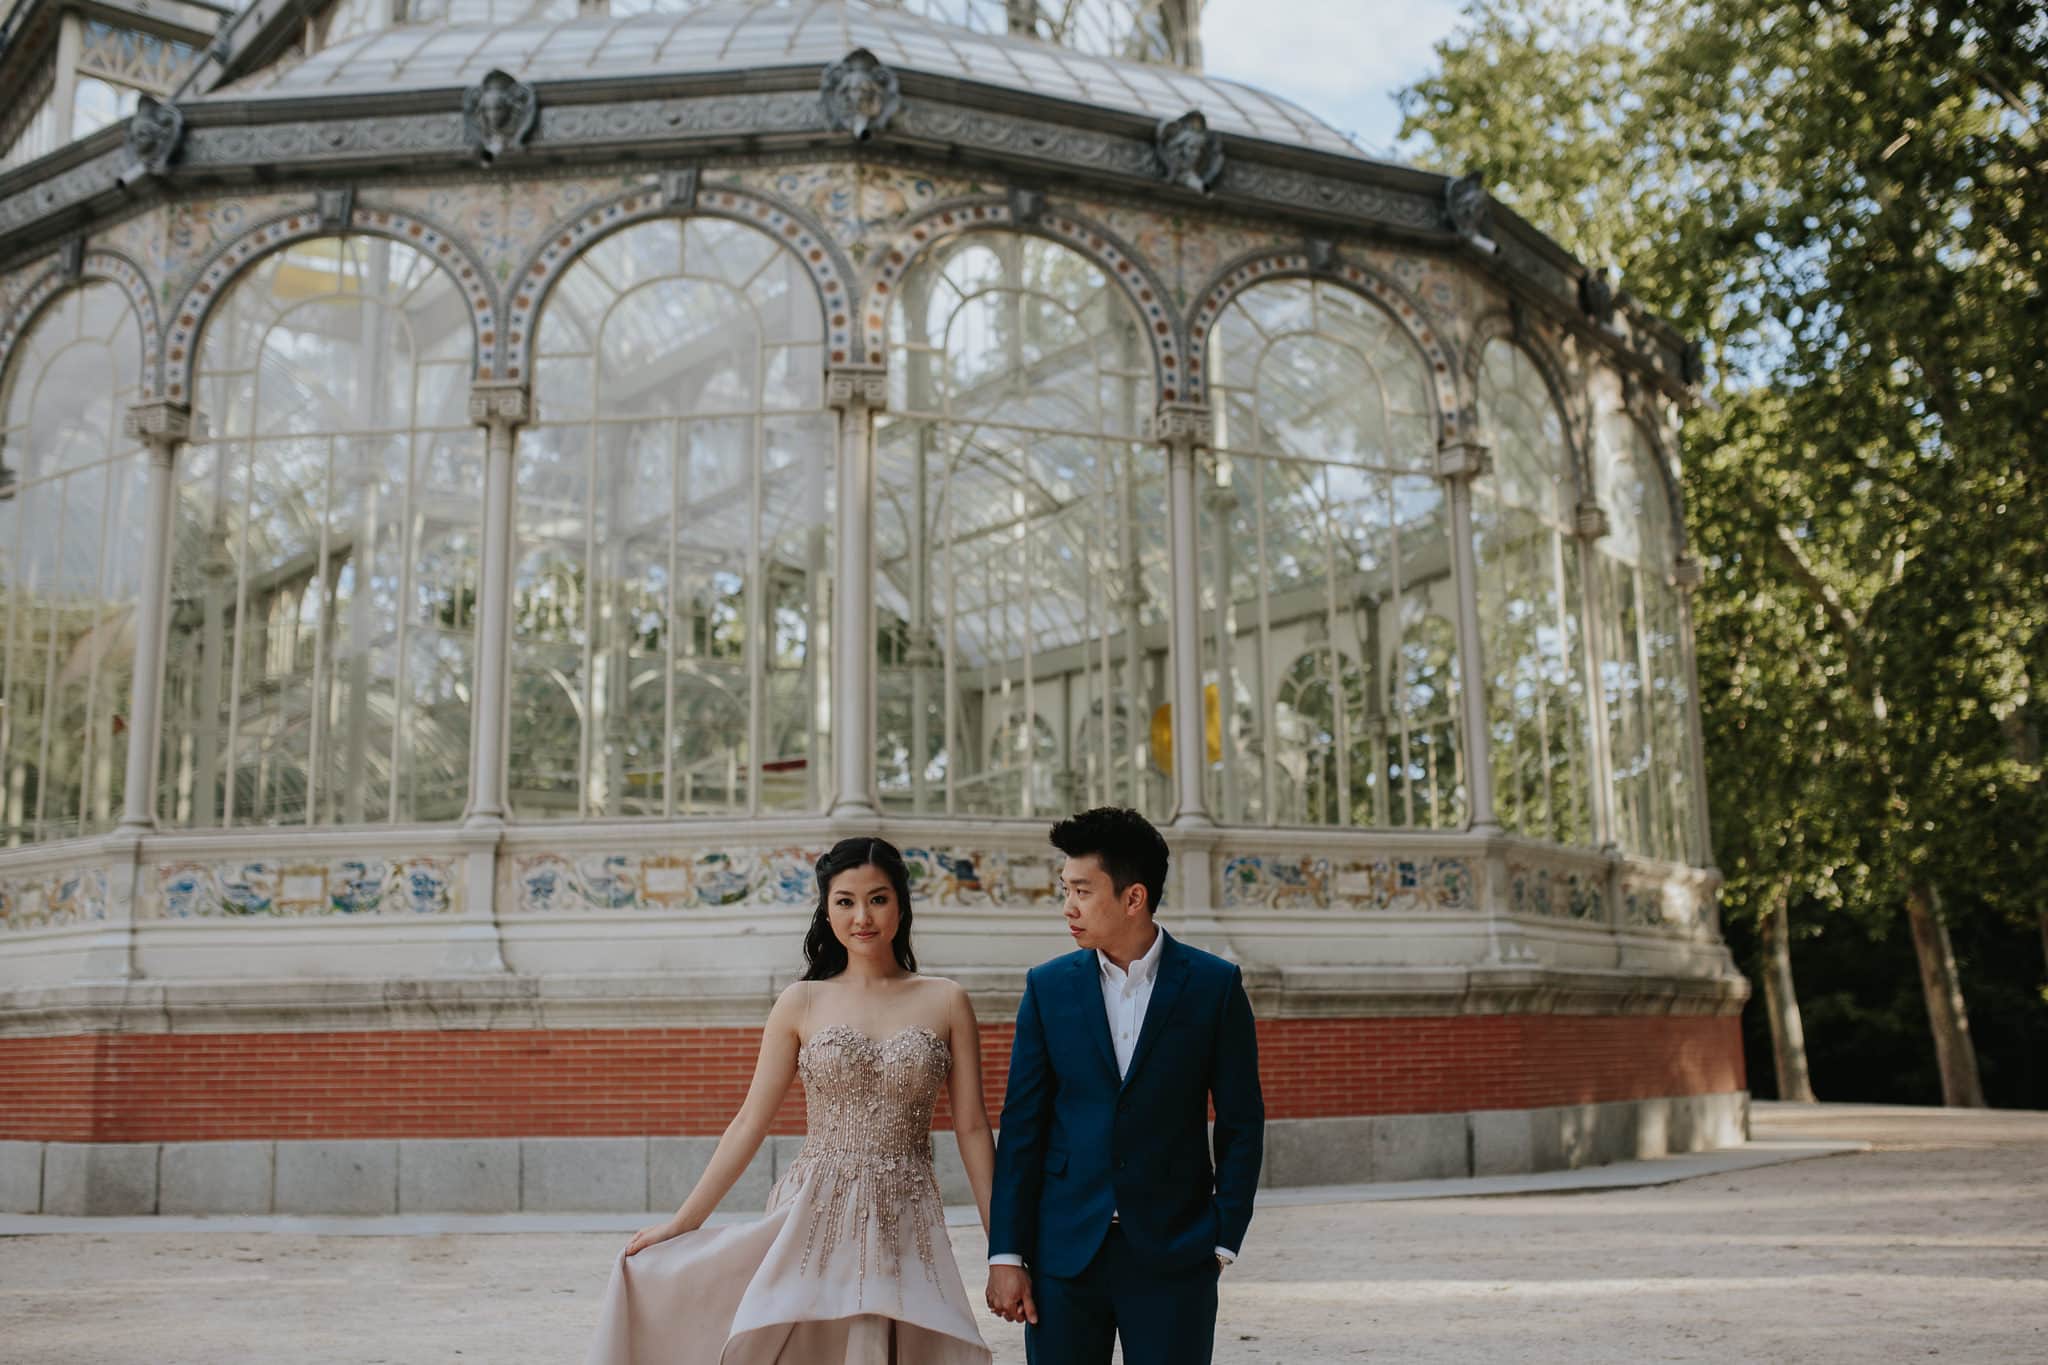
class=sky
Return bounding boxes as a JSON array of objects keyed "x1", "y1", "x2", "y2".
[{"x1": 1197, "y1": 0, "x2": 1471, "y2": 159}]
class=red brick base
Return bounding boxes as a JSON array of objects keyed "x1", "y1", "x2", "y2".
[{"x1": 0, "y1": 1014, "x2": 1745, "y2": 1143}]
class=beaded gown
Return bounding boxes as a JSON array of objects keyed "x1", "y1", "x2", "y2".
[{"x1": 584, "y1": 1024, "x2": 994, "y2": 1365}]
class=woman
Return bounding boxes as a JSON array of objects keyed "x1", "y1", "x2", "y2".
[{"x1": 584, "y1": 837, "x2": 997, "y2": 1365}]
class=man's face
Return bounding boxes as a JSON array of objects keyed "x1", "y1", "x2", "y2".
[{"x1": 1060, "y1": 853, "x2": 1139, "y2": 950}]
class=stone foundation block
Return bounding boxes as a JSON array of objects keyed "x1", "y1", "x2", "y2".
[
  {"x1": 275, "y1": 1141, "x2": 397, "y2": 1215},
  {"x1": 43, "y1": 1142, "x2": 158, "y2": 1215},
  {"x1": 161, "y1": 1141, "x2": 273, "y2": 1215},
  {"x1": 398, "y1": 1139, "x2": 520, "y2": 1213},
  {"x1": 521, "y1": 1137, "x2": 644, "y2": 1212},
  {"x1": 649, "y1": 1137, "x2": 773, "y2": 1214},
  {"x1": 1372, "y1": 1112, "x2": 1471, "y2": 1183},
  {"x1": 0, "y1": 1141, "x2": 42, "y2": 1213}
]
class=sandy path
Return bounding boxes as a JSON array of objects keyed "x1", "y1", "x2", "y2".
[{"x1": 2, "y1": 1106, "x2": 2043, "y2": 1364}]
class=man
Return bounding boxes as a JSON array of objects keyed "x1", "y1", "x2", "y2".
[{"x1": 986, "y1": 807, "x2": 1264, "y2": 1364}]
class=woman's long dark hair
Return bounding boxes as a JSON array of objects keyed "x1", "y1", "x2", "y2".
[{"x1": 801, "y1": 837, "x2": 917, "y2": 981}]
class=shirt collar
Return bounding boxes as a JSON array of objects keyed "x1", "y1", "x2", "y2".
[{"x1": 1097, "y1": 924, "x2": 1165, "y2": 987}]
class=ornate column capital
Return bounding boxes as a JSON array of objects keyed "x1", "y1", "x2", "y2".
[
  {"x1": 1573, "y1": 497, "x2": 1611, "y2": 541},
  {"x1": 468, "y1": 382, "x2": 533, "y2": 429},
  {"x1": 1672, "y1": 553, "x2": 1704, "y2": 590},
  {"x1": 825, "y1": 364, "x2": 888, "y2": 412},
  {"x1": 123, "y1": 400, "x2": 193, "y2": 453},
  {"x1": 1143, "y1": 401, "x2": 1213, "y2": 447},
  {"x1": 1434, "y1": 438, "x2": 1491, "y2": 482}
]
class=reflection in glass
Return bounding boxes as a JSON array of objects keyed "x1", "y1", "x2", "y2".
[
  {"x1": 512, "y1": 217, "x2": 833, "y2": 819},
  {"x1": 0, "y1": 284, "x2": 147, "y2": 845},
  {"x1": 161, "y1": 236, "x2": 480, "y2": 827},
  {"x1": 1199, "y1": 278, "x2": 1462, "y2": 828},
  {"x1": 1592, "y1": 406, "x2": 1699, "y2": 863},
  {"x1": 1473, "y1": 339, "x2": 1594, "y2": 846},
  {"x1": 875, "y1": 233, "x2": 1169, "y2": 820}
]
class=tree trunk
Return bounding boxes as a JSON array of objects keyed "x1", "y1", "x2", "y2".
[
  {"x1": 1759, "y1": 889, "x2": 1817, "y2": 1102},
  {"x1": 1904, "y1": 881, "x2": 1987, "y2": 1108},
  {"x1": 2038, "y1": 908, "x2": 2048, "y2": 990}
]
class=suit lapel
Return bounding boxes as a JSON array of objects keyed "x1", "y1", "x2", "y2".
[
  {"x1": 1070, "y1": 950, "x2": 1120, "y2": 1083},
  {"x1": 1120, "y1": 929, "x2": 1189, "y2": 1093}
]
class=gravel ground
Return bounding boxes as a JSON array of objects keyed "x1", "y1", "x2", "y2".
[{"x1": 2, "y1": 1104, "x2": 2043, "y2": 1364}]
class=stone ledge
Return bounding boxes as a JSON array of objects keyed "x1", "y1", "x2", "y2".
[
  {"x1": 0, "y1": 1093, "x2": 1746, "y2": 1216},
  {"x1": 0, "y1": 962, "x2": 1748, "y2": 1037}
]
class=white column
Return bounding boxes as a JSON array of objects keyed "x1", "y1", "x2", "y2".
[
  {"x1": 1437, "y1": 438, "x2": 1498, "y2": 834},
  {"x1": 827, "y1": 366, "x2": 887, "y2": 818},
  {"x1": 115, "y1": 402, "x2": 190, "y2": 835},
  {"x1": 1672, "y1": 553, "x2": 1717, "y2": 877},
  {"x1": 1573, "y1": 497, "x2": 1619, "y2": 850},
  {"x1": 1153, "y1": 402, "x2": 1213, "y2": 829},
  {"x1": 462, "y1": 383, "x2": 530, "y2": 828}
]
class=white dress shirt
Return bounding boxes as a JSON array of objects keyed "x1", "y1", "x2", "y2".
[{"x1": 991, "y1": 927, "x2": 1234, "y2": 1269}]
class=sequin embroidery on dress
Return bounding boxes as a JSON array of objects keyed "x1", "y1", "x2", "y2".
[{"x1": 771, "y1": 1024, "x2": 952, "y2": 1286}]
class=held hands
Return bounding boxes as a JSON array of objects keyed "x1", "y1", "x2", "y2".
[
  {"x1": 985, "y1": 1264, "x2": 1038, "y2": 1324},
  {"x1": 624, "y1": 1214, "x2": 698, "y2": 1257}
]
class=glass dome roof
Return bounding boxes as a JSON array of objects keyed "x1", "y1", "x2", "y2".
[{"x1": 210, "y1": 0, "x2": 1365, "y2": 159}]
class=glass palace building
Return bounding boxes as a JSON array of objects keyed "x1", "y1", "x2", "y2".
[{"x1": 0, "y1": 0, "x2": 1745, "y2": 1215}]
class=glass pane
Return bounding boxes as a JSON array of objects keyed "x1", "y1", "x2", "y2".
[
  {"x1": 511, "y1": 217, "x2": 833, "y2": 820},
  {"x1": 1474, "y1": 339, "x2": 1594, "y2": 846},
  {"x1": 1199, "y1": 279, "x2": 1460, "y2": 828},
  {"x1": 0, "y1": 282, "x2": 146, "y2": 845},
  {"x1": 161, "y1": 236, "x2": 480, "y2": 828},
  {"x1": 876, "y1": 231, "x2": 1168, "y2": 821}
]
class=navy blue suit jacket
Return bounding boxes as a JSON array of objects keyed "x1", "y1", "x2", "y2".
[{"x1": 989, "y1": 929, "x2": 1264, "y2": 1279}]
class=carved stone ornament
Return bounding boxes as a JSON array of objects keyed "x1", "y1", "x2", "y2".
[
  {"x1": 317, "y1": 187, "x2": 355, "y2": 230},
  {"x1": 1579, "y1": 267, "x2": 1618, "y2": 325},
  {"x1": 462, "y1": 69, "x2": 539, "y2": 162},
  {"x1": 1006, "y1": 185, "x2": 1046, "y2": 226},
  {"x1": 1304, "y1": 237, "x2": 1338, "y2": 273},
  {"x1": 1142, "y1": 402, "x2": 1214, "y2": 446},
  {"x1": 824, "y1": 364, "x2": 888, "y2": 411},
  {"x1": 1155, "y1": 110, "x2": 1224, "y2": 194},
  {"x1": 1444, "y1": 172, "x2": 1498, "y2": 254},
  {"x1": 58, "y1": 236, "x2": 85, "y2": 282},
  {"x1": 467, "y1": 383, "x2": 532, "y2": 428},
  {"x1": 124, "y1": 95, "x2": 184, "y2": 176},
  {"x1": 820, "y1": 49, "x2": 901, "y2": 141},
  {"x1": 662, "y1": 168, "x2": 699, "y2": 211},
  {"x1": 1434, "y1": 439, "x2": 1491, "y2": 482}
]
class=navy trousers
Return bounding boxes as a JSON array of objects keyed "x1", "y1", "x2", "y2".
[{"x1": 1024, "y1": 1225, "x2": 1220, "y2": 1365}]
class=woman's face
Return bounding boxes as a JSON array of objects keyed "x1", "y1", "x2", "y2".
[{"x1": 827, "y1": 864, "x2": 901, "y2": 963}]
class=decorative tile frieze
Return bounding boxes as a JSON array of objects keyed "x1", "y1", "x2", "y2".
[
  {"x1": 0, "y1": 865, "x2": 110, "y2": 932},
  {"x1": 502, "y1": 844, "x2": 1063, "y2": 913},
  {"x1": 1505, "y1": 857, "x2": 1609, "y2": 923},
  {"x1": 1621, "y1": 873, "x2": 1703, "y2": 932},
  {"x1": 1219, "y1": 853, "x2": 1477, "y2": 913},
  {"x1": 147, "y1": 856, "x2": 460, "y2": 919}
]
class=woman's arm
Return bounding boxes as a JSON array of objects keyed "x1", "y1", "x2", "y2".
[
  {"x1": 944, "y1": 982, "x2": 997, "y2": 1234},
  {"x1": 625, "y1": 982, "x2": 806, "y2": 1256}
]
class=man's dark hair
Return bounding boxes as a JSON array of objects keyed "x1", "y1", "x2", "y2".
[{"x1": 1050, "y1": 807, "x2": 1169, "y2": 916}]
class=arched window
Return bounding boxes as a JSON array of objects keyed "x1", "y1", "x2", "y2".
[
  {"x1": 1473, "y1": 339, "x2": 1594, "y2": 846},
  {"x1": 160, "y1": 236, "x2": 480, "y2": 827},
  {"x1": 511, "y1": 216, "x2": 833, "y2": 819},
  {"x1": 0, "y1": 283, "x2": 147, "y2": 844},
  {"x1": 1592, "y1": 404, "x2": 1699, "y2": 864},
  {"x1": 874, "y1": 232, "x2": 1168, "y2": 819},
  {"x1": 1199, "y1": 278, "x2": 1463, "y2": 828}
]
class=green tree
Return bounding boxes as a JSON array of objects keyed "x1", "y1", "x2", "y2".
[{"x1": 1401, "y1": 0, "x2": 2048, "y2": 1104}]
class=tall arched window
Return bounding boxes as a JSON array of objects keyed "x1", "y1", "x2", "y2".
[
  {"x1": 874, "y1": 233, "x2": 1168, "y2": 819},
  {"x1": 1592, "y1": 404, "x2": 1699, "y2": 864},
  {"x1": 511, "y1": 217, "x2": 834, "y2": 819},
  {"x1": 1473, "y1": 339, "x2": 1594, "y2": 846},
  {"x1": 160, "y1": 236, "x2": 480, "y2": 827},
  {"x1": 0, "y1": 283, "x2": 147, "y2": 845},
  {"x1": 1199, "y1": 278, "x2": 1463, "y2": 828}
]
